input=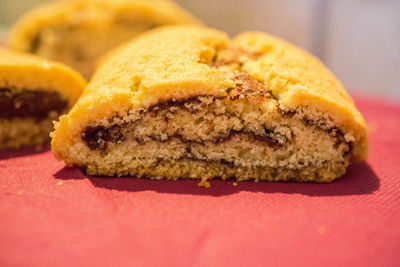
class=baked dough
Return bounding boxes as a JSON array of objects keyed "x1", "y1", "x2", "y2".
[
  {"x1": 51, "y1": 26, "x2": 368, "y2": 184},
  {"x1": 0, "y1": 48, "x2": 86, "y2": 149},
  {"x1": 7, "y1": 0, "x2": 201, "y2": 79}
]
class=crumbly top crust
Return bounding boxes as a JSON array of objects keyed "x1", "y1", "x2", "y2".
[
  {"x1": 0, "y1": 48, "x2": 86, "y2": 108},
  {"x1": 52, "y1": 25, "x2": 368, "y2": 161}
]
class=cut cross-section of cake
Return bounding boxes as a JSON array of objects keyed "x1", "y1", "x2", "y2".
[
  {"x1": 7, "y1": 0, "x2": 202, "y2": 79},
  {"x1": 51, "y1": 26, "x2": 368, "y2": 184},
  {"x1": 0, "y1": 48, "x2": 86, "y2": 150}
]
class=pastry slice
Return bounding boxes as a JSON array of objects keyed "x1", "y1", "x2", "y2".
[
  {"x1": 51, "y1": 26, "x2": 368, "y2": 184},
  {"x1": 0, "y1": 48, "x2": 86, "y2": 150},
  {"x1": 7, "y1": 0, "x2": 202, "y2": 79}
]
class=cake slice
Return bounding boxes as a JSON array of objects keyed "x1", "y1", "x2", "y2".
[
  {"x1": 51, "y1": 26, "x2": 368, "y2": 184},
  {"x1": 0, "y1": 48, "x2": 86, "y2": 150},
  {"x1": 7, "y1": 0, "x2": 202, "y2": 79}
]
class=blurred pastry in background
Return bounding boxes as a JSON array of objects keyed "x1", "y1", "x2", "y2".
[
  {"x1": 0, "y1": 48, "x2": 86, "y2": 150},
  {"x1": 7, "y1": 0, "x2": 202, "y2": 79}
]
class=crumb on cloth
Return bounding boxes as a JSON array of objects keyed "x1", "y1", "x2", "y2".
[{"x1": 197, "y1": 178, "x2": 211, "y2": 188}]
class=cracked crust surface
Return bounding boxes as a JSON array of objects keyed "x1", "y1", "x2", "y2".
[
  {"x1": 51, "y1": 25, "x2": 368, "y2": 182},
  {"x1": 7, "y1": 0, "x2": 202, "y2": 79}
]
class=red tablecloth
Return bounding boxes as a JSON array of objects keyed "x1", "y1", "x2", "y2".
[{"x1": 1, "y1": 94, "x2": 399, "y2": 266}]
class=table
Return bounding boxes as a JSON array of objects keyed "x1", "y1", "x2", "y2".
[{"x1": 1, "y1": 94, "x2": 399, "y2": 266}]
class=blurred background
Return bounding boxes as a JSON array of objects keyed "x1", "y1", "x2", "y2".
[{"x1": 0, "y1": 0, "x2": 399, "y2": 100}]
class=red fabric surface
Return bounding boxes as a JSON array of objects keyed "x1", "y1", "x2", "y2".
[{"x1": 0, "y1": 95, "x2": 399, "y2": 266}]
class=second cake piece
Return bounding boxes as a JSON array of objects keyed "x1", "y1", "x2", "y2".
[
  {"x1": 0, "y1": 48, "x2": 86, "y2": 149},
  {"x1": 51, "y1": 26, "x2": 368, "y2": 184}
]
